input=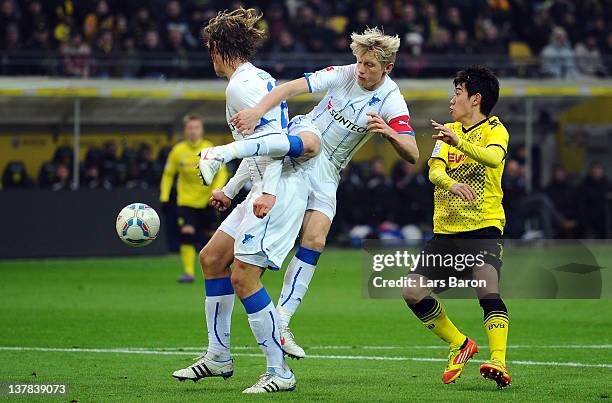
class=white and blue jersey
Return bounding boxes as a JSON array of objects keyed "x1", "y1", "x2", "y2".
[
  {"x1": 220, "y1": 62, "x2": 308, "y2": 270},
  {"x1": 288, "y1": 63, "x2": 415, "y2": 221},
  {"x1": 224, "y1": 62, "x2": 296, "y2": 183}
]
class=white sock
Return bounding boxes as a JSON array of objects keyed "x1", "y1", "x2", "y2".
[
  {"x1": 242, "y1": 288, "x2": 290, "y2": 376},
  {"x1": 214, "y1": 133, "x2": 290, "y2": 162},
  {"x1": 203, "y1": 277, "x2": 234, "y2": 362},
  {"x1": 277, "y1": 254, "x2": 317, "y2": 328},
  {"x1": 204, "y1": 295, "x2": 234, "y2": 361}
]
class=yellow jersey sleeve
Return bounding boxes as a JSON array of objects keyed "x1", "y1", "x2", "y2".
[
  {"x1": 429, "y1": 139, "x2": 450, "y2": 165},
  {"x1": 159, "y1": 147, "x2": 178, "y2": 202},
  {"x1": 486, "y1": 120, "x2": 509, "y2": 155}
]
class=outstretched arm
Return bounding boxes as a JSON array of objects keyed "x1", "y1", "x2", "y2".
[{"x1": 431, "y1": 120, "x2": 505, "y2": 168}]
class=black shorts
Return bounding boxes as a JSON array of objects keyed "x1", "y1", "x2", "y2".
[
  {"x1": 177, "y1": 206, "x2": 217, "y2": 232},
  {"x1": 411, "y1": 227, "x2": 503, "y2": 290}
]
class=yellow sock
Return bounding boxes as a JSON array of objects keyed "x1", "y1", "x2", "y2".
[
  {"x1": 415, "y1": 298, "x2": 466, "y2": 349},
  {"x1": 179, "y1": 244, "x2": 196, "y2": 277},
  {"x1": 484, "y1": 312, "x2": 509, "y2": 365}
]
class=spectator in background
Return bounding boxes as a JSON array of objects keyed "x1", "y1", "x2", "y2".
[
  {"x1": 364, "y1": 156, "x2": 397, "y2": 226},
  {"x1": 444, "y1": 7, "x2": 464, "y2": 37},
  {"x1": 3, "y1": 23, "x2": 21, "y2": 51},
  {"x1": 575, "y1": 33, "x2": 607, "y2": 77},
  {"x1": 335, "y1": 162, "x2": 367, "y2": 238},
  {"x1": 83, "y1": 0, "x2": 114, "y2": 45},
  {"x1": 503, "y1": 159, "x2": 574, "y2": 238},
  {"x1": 131, "y1": 7, "x2": 152, "y2": 48},
  {"x1": 60, "y1": 32, "x2": 91, "y2": 77},
  {"x1": 163, "y1": 0, "x2": 197, "y2": 48},
  {"x1": 398, "y1": 4, "x2": 421, "y2": 37},
  {"x1": 545, "y1": 165, "x2": 577, "y2": 238},
  {"x1": 346, "y1": 8, "x2": 370, "y2": 36},
  {"x1": 139, "y1": 28, "x2": 166, "y2": 78},
  {"x1": 166, "y1": 26, "x2": 189, "y2": 78},
  {"x1": 0, "y1": 0, "x2": 19, "y2": 44},
  {"x1": 604, "y1": 32, "x2": 612, "y2": 73},
  {"x1": 540, "y1": 26, "x2": 579, "y2": 78},
  {"x1": 449, "y1": 29, "x2": 476, "y2": 56},
  {"x1": 81, "y1": 164, "x2": 102, "y2": 189},
  {"x1": 392, "y1": 160, "x2": 434, "y2": 228},
  {"x1": 116, "y1": 36, "x2": 140, "y2": 78},
  {"x1": 25, "y1": 28, "x2": 54, "y2": 75},
  {"x1": 270, "y1": 29, "x2": 305, "y2": 78},
  {"x1": 477, "y1": 24, "x2": 506, "y2": 56},
  {"x1": 577, "y1": 162, "x2": 610, "y2": 238},
  {"x1": 20, "y1": 0, "x2": 49, "y2": 40},
  {"x1": 2, "y1": 162, "x2": 33, "y2": 189},
  {"x1": 93, "y1": 29, "x2": 115, "y2": 77},
  {"x1": 374, "y1": 4, "x2": 399, "y2": 36},
  {"x1": 51, "y1": 163, "x2": 72, "y2": 191}
]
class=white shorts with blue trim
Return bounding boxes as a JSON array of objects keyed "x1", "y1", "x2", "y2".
[
  {"x1": 218, "y1": 172, "x2": 308, "y2": 270},
  {"x1": 288, "y1": 115, "x2": 339, "y2": 222},
  {"x1": 287, "y1": 115, "x2": 322, "y2": 140},
  {"x1": 303, "y1": 154, "x2": 340, "y2": 222}
]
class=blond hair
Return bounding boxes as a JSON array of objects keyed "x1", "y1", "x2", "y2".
[
  {"x1": 350, "y1": 27, "x2": 400, "y2": 66},
  {"x1": 183, "y1": 113, "x2": 204, "y2": 125}
]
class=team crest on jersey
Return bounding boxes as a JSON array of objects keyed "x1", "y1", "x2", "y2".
[
  {"x1": 368, "y1": 96, "x2": 381, "y2": 106},
  {"x1": 327, "y1": 99, "x2": 333, "y2": 110}
]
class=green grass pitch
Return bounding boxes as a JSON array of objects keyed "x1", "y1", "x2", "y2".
[{"x1": 1, "y1": 250, "x2": 611, "y2": 401}]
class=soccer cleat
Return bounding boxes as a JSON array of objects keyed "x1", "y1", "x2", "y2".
[
  {"x1": 172, "y1": 355, "x2": 233, "y2": 382},
  {"x1": 280, "y1": 327, "x2": 306, "y2": 359},
  {"x1": 177, "y1": 273, "x2": 195, "y2": 283},
  {"x1": 480, "y1": 359, "x2": 512, "y2": 389},
  {"x1": 197, "y1": 148, "x2": 223, "y2": 186},
  {"x1": 242, "y1": 369, "x2": 296, "y2": 394},
  {"x1": 442, "y1": 337, "x2": 478, "y2": 384}
]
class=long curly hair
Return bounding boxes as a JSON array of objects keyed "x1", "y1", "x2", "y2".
[{"x1": 202, "y1": 8, "x2": 267, "y2": 66}]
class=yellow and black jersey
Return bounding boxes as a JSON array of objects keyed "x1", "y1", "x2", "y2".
[
  {"x1": 160, "y1": 139, "x2": 228, "y2": 209},
  {"x1": 428, "y1": 116, "x2": 509, "y2": 234}
]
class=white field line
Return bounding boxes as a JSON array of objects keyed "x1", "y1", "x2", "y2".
[
  {"x1": 162, "y1": 344, "x2": 612, "y2": 351},
  {"x1": 1, "y1": 346, "x2": 611, "y2": 369}
]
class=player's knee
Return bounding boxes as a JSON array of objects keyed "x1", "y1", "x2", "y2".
[
  {"x1": 302, "y1": 234, "x2": 326, "y2": 252},
  {"x1": 402, "y1": 286, "x2": 425, "y2": 305},
  {"x1": 300, "y1": 132, "x2": 321, "y2": 157},
  {"x1": 199, "y1": 247, "x2": 224, "y2": 276}
]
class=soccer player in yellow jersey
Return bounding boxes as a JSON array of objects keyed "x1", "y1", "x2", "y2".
[
  {"x1": 402, "y1": 65, "x2": 511, "y2": 389},
  {"x1": 160, "y1": 114, "x2": 228, "y2": 283}
]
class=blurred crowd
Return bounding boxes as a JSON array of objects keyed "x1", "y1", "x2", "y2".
[
  {"x1": 2, "y1": 141, "x2": 167, "y2": 191},
  {"x1": 0, "y1": 0, "x2": 610, "y2": 78},
  {"x1": 2, "y1": 141, "x2": 610, "y2": 239}
]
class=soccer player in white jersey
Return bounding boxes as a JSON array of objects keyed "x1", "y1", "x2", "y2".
[
  {"x1": 230, "y1": 28, "x2": 420, "y2": 358},
  {"x1": 171, "y1": 8, "x2": 308, "y2": 393}
]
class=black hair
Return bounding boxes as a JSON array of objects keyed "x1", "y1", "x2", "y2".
[{"x1": 453, "y1": 65, "x2": 500, "y2": 116}]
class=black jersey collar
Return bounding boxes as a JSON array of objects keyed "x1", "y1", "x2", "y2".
[{"x1": 462, "y1": 117, "x2": 489, "y2": 133}]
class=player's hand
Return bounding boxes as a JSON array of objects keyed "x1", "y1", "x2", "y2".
[
  {"x1": 230, "y1": 107, "x2": 263, "y2": 135},
  {"x1": 450, "y1": 183, "x2": 476, "y2": 202},
  {"x1": 366, "y1": 112, "x2": 394, "y2": 138},
  {"x1": 431, "y1": 120, "x2": 459, "y2": 146},
  {"x1": 253, "y1": 193, "x2": 276, "y2": 218},
  {"x1": 210, "y1": 189, "x2": 232, "y2": 212}
]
